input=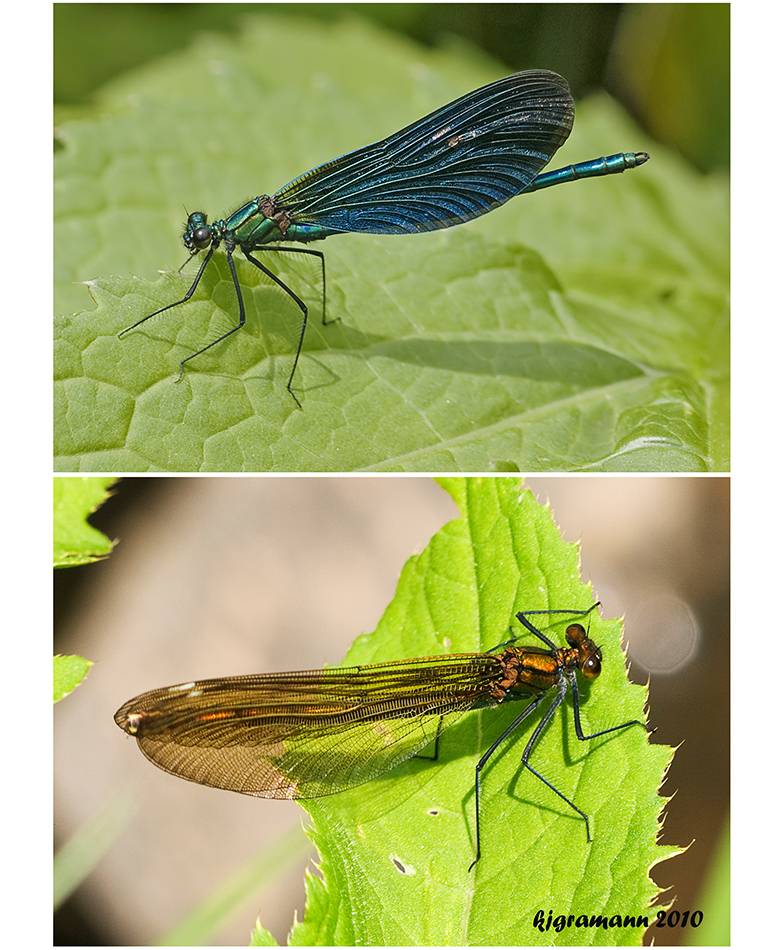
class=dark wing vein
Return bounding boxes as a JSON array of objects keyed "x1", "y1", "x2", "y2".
[
  {"x1": 115, "y1": 654, "x2": 505, "y2": 799},
  {"x1": 273, "y1": 70, "x2": 574, "y2": 235}
]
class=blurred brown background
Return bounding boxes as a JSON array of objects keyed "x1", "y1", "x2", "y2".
[{"x1": 54, "y1": 477, "x2": 728, "y2": 945}]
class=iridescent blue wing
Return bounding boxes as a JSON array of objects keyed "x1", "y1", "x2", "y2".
[{"x1": 273, "y1": 70, "x2": 574, "y2": 235}]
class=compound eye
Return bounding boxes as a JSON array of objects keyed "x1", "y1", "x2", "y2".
[
  {"x1": 191, "y1": 226, "x2": 213, "y2": 249},
  {"x1": 565, "y1": 623, "x2": 586, "y2": 647},
  {"x1": 582, "y1": 651, "x2": 602, "y2": 680}
]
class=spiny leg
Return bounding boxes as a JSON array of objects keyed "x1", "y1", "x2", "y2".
[
  {"x1": 258, "y1": 245, "x2": 330, "y2": 325},
  {"x1": 243, "y1": 248, "x2": 317, "y2": 408},
  {"x1": 468, "y1": 693, "x2": 546, "y2": 871},
  {"x1": 515, "y1": 604, "x2": 601, "y2": 651},
  {"x1": 119, "y1": 246, "x2": 216, "y2": 336},
  {"x1": 176, "y1": 245, "x2": 247, "y2": 382},
  {"x1": 518, "y1": 678, "x2": 593, "y2": 841}
]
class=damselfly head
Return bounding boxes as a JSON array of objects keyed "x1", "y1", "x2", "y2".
[
  {"x1": 183, "y1": 211, "x2": 212, "y2": 250},
  {"x1": 564, "y1": 623, "x2": 603, "y2": 680}
]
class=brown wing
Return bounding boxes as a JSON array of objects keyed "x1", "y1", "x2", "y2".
[{"x1": 114, "y1": 654, "x2": 504, "y2": 799}]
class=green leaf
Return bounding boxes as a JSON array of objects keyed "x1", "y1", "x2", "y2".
[
  {"x1": 282, "y1": 477, "x2": 677, "y2": 946},
  {"x1": 53, "y1": 476, "x2": 116, "y2": 566},
  {"x1": 54, "y1": 654, "x2": 93, "y2": 703},
  {"x1": 53, "y1": 476, "x2": 114, "y2": 703},
  {"x1": 250, "y1": 925, "x2": 279, "y2": 948},
  {"x1": 54, "y1": 15, "x2": 727, "y2": 471}
]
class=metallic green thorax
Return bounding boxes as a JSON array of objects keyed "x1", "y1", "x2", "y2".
[{"x1": 184, "y1": 196, "x2": 335, "y2": 255}]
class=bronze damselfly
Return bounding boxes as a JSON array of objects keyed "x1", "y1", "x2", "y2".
[{"x1": 114, "y1": 604, "x2": 650, "y2": 868}]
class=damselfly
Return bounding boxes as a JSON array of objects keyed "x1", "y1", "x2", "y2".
[
  {"x1": 120, "y1": 70, "x2": 649, "y2": 406},
  {"x1": 115, "y1": 604, "x2": 650, "y2": 868}
]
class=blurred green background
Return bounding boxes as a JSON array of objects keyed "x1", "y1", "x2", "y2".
[{"x1": 55, "y1": 2, "x2": 729, "y2": 173}]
